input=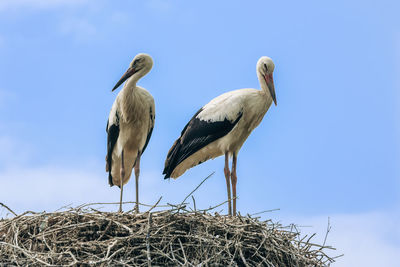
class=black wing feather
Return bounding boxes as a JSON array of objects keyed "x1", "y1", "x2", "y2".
[
  {"x1": 163, "y1": 108, "x2": 242, "y2": 179},
  {"x1": 106, "y1": 111, "x2": 120, "y2": 186}
]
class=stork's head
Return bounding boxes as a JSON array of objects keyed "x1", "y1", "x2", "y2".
[
  {"x1": 257, "y1": 56, "x2": 276, "y2": 106},
  {"x1": 112, "y1": 53, "x2": 153, "y2": 91}
]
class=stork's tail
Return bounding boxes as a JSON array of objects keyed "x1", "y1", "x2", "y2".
[{"x1": 163, "y1": 138, "x2": 182, "y2": 179}]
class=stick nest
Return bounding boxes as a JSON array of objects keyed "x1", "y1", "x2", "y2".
[{"x1": 0, "y1": 204, "x2": 335, "y2": 266}]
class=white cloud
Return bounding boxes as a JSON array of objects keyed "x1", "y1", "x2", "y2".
[
  {"x1": 0, "y1": 165, "x2": 116, "y2": 214},
  {"x1": 0, "y1": 0, "x2": 98, "y2": 42},
  {"x1": 0, "y1": 163, "x2": 210, "y2": 216},
  {"x1": 0, "y1": 0, "x2": 88, "y2": 11},
  {"x1": 109, "y1": 11, "x2": 129, "y2": 25},
  {"x1": 0, "y1": 133, "x2": 205, "y2": 216},
  {"x1": 0, "y1": 134, "x2": 114, "y2": 214},
  {"x1": 59, "y1": 17, "x2": 97, "y2": 42},
  {"x1": 146, "y1": 0, "x2": 173, "y2": 14},
  {"x1": 288, "y1": 212, "x2": 400, "y2": 267}
]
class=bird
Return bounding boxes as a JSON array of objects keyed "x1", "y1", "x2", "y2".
[
  {"x1": 106, "y1": 53, "x2": 155, "y2": 213},
  {"x1": 163, "y1": 56, "x2": 276, "y2": 216}
]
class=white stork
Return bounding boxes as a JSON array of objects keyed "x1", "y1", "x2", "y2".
[
  {"x1": 163, "y1": 56, "x2": 276, "y2": 216},
  {"x1": 106, "y1": 53, "x2": 155, "y2": 213}
]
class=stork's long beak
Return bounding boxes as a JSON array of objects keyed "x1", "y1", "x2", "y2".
[
  {"x1": 112, "y1": 66, "x2": 137, "y2": 91},
  {"x1": 264, "y1": 73, "x2": 277, "y2": 106}
]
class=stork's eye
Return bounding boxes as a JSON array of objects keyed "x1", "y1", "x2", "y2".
[
  {"x1": 264, "y1": 63, "x2": 268, "y2": 73},
  {"x1": 133, "y1": 58, "x2": 143, "y2": 66}
]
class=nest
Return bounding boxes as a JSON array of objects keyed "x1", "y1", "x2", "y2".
[{"x1": 0, "y1": 201, "x2": 335, "y2": 266}]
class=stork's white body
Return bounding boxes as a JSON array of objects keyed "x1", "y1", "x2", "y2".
[
  {"x1": 171, "y1": 88, "x2": 273, "y2": 178},
  {"x1": 163, "y1": 56, "x2": 277, "y2": 216},
  {"x1": 108, "y1": 84, "x2": 155, "y2": 186},
  {"x1": 106, "y1": 53, "x2": 155, "y2": 212}
]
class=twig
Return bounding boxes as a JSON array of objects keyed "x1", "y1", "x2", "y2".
[
  {"x1": 239, "y1": 246, "x2": 249, "y2": 267},
  {"x1": 178, "y1": 172, "x2": 215, "y2": 211},
  {"x1": 178, "y1": 238, "x2": 187, "y2": 265},
  {"x1": 147, "y1": 197, "x2": 163, "y2": 214},
  {"x1": 322, "y1": 217, "x2": 331, "y2": 248},
  {"x1": 76, "y1": 201, "x2": 170, "y2": 210},
  {"x1": 127, "y1": 197, "x2": 163, "y2": 214},
  {"x1": 197, "y1": 199, "x2": 230, "y2": 213},
  {"x1": 250, "y1": 208, "x2": 280, "y2": 216},
  {"x1": 0, "y1": 202, "x2": 17, "y2": 216},
  {"x1": 146, "y1": 213, "x2": 153, "y2": 267},
  {"x1": 191, "y1": 196, "x2": 196, "y2": 212}
]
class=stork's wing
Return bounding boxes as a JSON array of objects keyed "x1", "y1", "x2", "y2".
[
  {"x1": 106, "y1": 106, "x2": 120, "y2": 186},
  {"x1": 141, "y1": 106, "x2": 155, "y2": 154},
  {"x1": 163, "y1": 107, "x2": 243, "y2": 179}
]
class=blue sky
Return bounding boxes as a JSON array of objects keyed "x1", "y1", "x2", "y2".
[{"x1": 0, "y1": 1, "x2": 399, "y2": 265}]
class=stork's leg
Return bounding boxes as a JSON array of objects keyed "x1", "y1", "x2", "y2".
[
  {"x1": 231, "y1": 153, "x2": 238, "y2": 216},
  {"x1": 224, "y1": 152, "x2": 232, "y2": 216},
  {"x1": 134, "y1": 152, "x2": 141, "y2": 213},
  {"x1": 119, "y1": 150, "x2": 125, "y2": 213}
]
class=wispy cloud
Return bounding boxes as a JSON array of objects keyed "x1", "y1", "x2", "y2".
[
  {"x1": 0, "y1": 135, "x2": 138, "y2": 213},
  {"x1": 0, "y1": 0, "x2": 97, "y2": 43},
  {"x1": 0, "y1": 165, "x2": 114, "y2": 214},
  {"x1": 0, "y1": 133, "x2": 163, "y2": 215},
  {"x1": 109, "y1": 11, "x2": 129, "y2": 25},
  {"x1": 145, "y1": 0, "x2": 173, "y2": 14},
  {"x1": 59, "y1": 17, "x2": 97, "y2": 42},
  {"x1": 289, "y1": 212, "x2": 400, "y2": 267},
  {"x1": 0, "y1": 132, "x2": 210, "y2": 216},
  {"x1": 0, "y1": 159, "x2": 206, "y2": 216},
  {"x1": 0, "y1": 0, "x2": 88, "y2": 11}
]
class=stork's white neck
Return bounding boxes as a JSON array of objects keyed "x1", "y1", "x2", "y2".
[
  {"x1": 119, "y1": 75, "x2": 140, "y2": 122},
  {"x1": 124, "y1": 66, "x2": 151, "y2": 91},
  {"x1": 125, "y1": 75, "x2": 138, "y2": 90},
  {"x1": 122, "y1": 73, "x2": 141, "y2": 92},
  {"x1": 257, "y1": 71, "x2": 269, "y2": 95}
]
